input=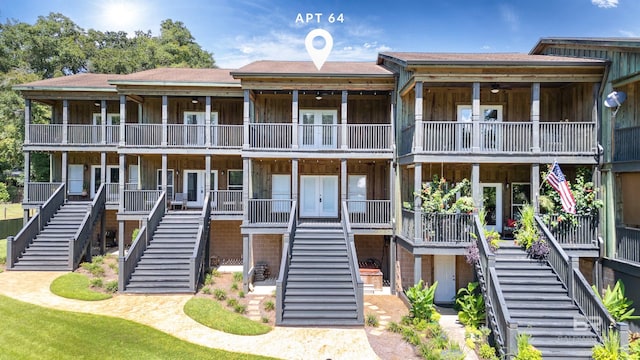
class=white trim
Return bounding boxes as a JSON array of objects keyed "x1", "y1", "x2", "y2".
[
  {"x1": 299, "y1": 109, "x2": 338, "y2": 148},
  {"x1": 348, "y1": 174, "x2": 367, "y2": 213},
  {"x1": 272, "y1": 174, "x2": 291, "y2": 212},
  {"x1": 300, "y1": 175, "x2": 339, "y2": 218},
  {"x1": 68, "y1": 164, "x2": 84, "y2": 195},
  {"x1": 228, "y1": 169, "x2": 243, "y2": 190},
  {"x1": 480, "y1": 183, "x2": 503, "y2": 232}
]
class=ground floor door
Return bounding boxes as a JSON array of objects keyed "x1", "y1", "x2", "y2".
[
  {"x1": 434, "y1": 255, "x2": 456, "y2": 303},
  {"x1": 300, "y1": 175, "x2": 339, "y2": 218},
  {"x1": 90, "y1": 165, "x2": 119, "y2": 199},
  {"x1": 184, "y1": 170, "x2": 205, "y2": 207},
  {"x1": 480, "y1": 183, "x2": 503, "y2": 233}
]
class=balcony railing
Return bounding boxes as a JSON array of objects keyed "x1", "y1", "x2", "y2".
[
  {"x1": 617, "y1": 226, "x2": 640, "y2": 264},
  {"x1": 614, "y1": 126, "x2": 640, "y2": 162},
  {"x1": 168, "y1": 124, "x2": 206, "y2": 147},
  {"x1": 211, "y1": 190, "x2": 242, "y2": 214},
  {"x1": 423, "y1": 213, "x2": 474, "y2": 243},
  {"x1": 213, "y1": 125, "x2": 243, "y2": 148},
  {"x1": 105, "y1": 183, "x2": 119, "y2": 204},
  {"x1": 28, "y1": 124, "x2": 63, "y2": 144},
  {"x1": 422, "y1": 121, "x2": 471, "y2": 152},
  {"x1": 299, "y1": 124, "x2": 339, "y2": 149},
  {"x1": 542, "y1": 214, "x2": 598, "y2": 247},
  {"x1": 106, "y1": 125, "x2": 120, "y2": 145},
  {"x1": 123, "y1": 189, "x2": 162, "y2": 212},
  {"x1": 249, "y1": 123, "x2": 292, "y2": 149},
  {"x1": 347, "y1": 124, "x2": 391, "y2": 150},
  {"x1": 540, "y1": 122, "x2": 595, "y2": 154},
  {"x1": 401, "y1": 209, "x2": 415, "y2": 239},
  {"x1": 247, "y1": 199, "x2": 293, "y2": 224},
  {"x1": 479, "y1": 122, "x2": 533, "y2": 153},
  {"x1": 24, "y1": 182, "x2": 63, "y2": 203},
  {"x1": 125, "y1": 124, "x2": 162, "y2": 146},
  {"x1": 346, "y1": 200, "x2": 391, "y2": 225}
]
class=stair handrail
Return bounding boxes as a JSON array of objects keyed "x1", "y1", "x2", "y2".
[
  {"x1": 119, "y1": 191, "x2": 166, "y2": 292},
  {"x1": 7, "y1": 183, "x2": 65, "y2": 269},
  {"x1": 473, "y1": 215, "x2": 518, "y2": 358},
  {"x1": 189, "y1": 192, "x2": 212, "y2": 292},
  {"x1": 68, "y1": 183, "x2": 106, "y2": 270},
  {"x1": 536, "y1": 216, "x2": 627, "y2": 346},
  {"x1": 341, "y1": 201, "x2": 364, "y2": 324},
  {"x1": 276, "y1": 201, "x2": 297, "y2": 324}
]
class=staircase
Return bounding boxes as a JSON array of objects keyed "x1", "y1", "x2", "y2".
[
  {"x1": 125, "y1": 212, "x2": 201, "y2": 293},
  {"x1": 494, "y1": 242, "x2": 599, "y2": 359},
  {"x1": 12, "y1": 201, "x2": 90, "y2": 271},
  {"x1": 281, "y1": 223, "x2": 360, "y2": 326}
]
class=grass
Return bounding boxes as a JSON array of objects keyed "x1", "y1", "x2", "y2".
[
  {"x1": 0, "y1": 295, "x2": 275, "y2": 360},
  {"x1": 184, "y1": 297, "x2": 272, "y2": 336},
  {"x1": 0, "y1": 203, "x2": 23, "y2": 220},
  {"x1": 0, "y1": 238, "x2": 6, "y2": 266},
  {"x1": 50, "y1": 273, "x2": 112, "y2": 301}
]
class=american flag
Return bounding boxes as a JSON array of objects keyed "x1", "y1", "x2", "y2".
[{"x1": 545, "y1": 162, "x2": 576, "y2": 214}]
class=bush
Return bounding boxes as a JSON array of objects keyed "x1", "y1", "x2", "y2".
[
  {"x1": 593, "y1": 280, "x2": 640, "y2": 322},
  {"x1": 514, "y1": 333, "x2": 542, "y2": 360},
  {"x1": 238, "y1": 291, "x2": 245, "y2": 298},
  {"x1": 366, "y1": 314, "x2": 379, "y2": 327},
  {"x1": 456, "y1": 282, "x2": 486, "y2": 328},
  {"x1": 226, "y1": 298, "x2": 238, "y2": 308},
  {"x1": 406, "y1": 280, "x2": 438, "y2": 321},
  {"x1": 214, "y1": 289, "x2": 226, "y2": 301},
  {"x1": 81, "y1": 262, "x2": 105, "y2": 278},
  {"x1": 201, "y1": 287, "x2": 212, "y2": 295},
  {"x1": 89, "y1": 277, "x2": 103, "y2": 288},
  {"x1": 592, "y1": 331, "x2": 628, "y2": 360},
  {"x1": 232, "y1": 272, "x2": 243, "y2": 282},
  {"x1": 210, "y1": 268, "x2": 221, "y2": 278},
  {"x1": 479, "y1": 343, "x2": 498, "y2": 360},
  {"x1": 231, "y1": 282, "x2": 239, "y2": 291},
  {"x1": 105, "y1": 280, "x2": 118, "y2": 293},
  {"x1": 264, "y1": 300, "x2": 275, "y2": 311},
  {"x1": 261, "y1": 316, "x2": 269, "y2": 323},
  {"x1": 131, "y1": 228, "x2": 140, "y2": 241},
  {"x1": 204, "y1": 273, "x2": 214, "y2": 286},
  {"x1": 233, "y1": 304, "x2": 246, "y2": 314},
  {"x1": 0, "y1": 183, "x2": 10, "y2": 203},
  {"x1": 527, "y1": 239, "x2": 550, "y2": 260}
]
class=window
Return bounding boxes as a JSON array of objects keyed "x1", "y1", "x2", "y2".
[
  {"x1": 272, "y1": 174, "x2": 291, "y2": 212},
  {"x1": 157, "y1": 169, "x2": 175, "y2": 200},
  {"x1": 128, "y1": 165, "x2": 138, "y2": 188},
  {"x1": 299, "y1": 109, "x2": 338, "y2": 148},
  {"x1": 456, "y1": 105, "x2": 503, "y2": 151},
  {"x1": 68, "y1": 164, "x2": 84, "y2": 194},
  {"x1": 511, "y1": 183, "x2": 531, "y2": 220},
  {"x1": 183, "y1": 111, "x2": 218, "y2": 145},
  {"x1": 348, "y1": 175, "x2": 367, "y2": 213},
  {"x1": 93, "y1": 113, "x2": 121, "y2": 125},
  {"x1": 228, "y1": 170, "x2": 243, "y2": 191}
]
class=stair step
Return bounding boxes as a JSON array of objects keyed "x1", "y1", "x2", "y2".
[
  {"x1": 283, "y1": 303, "x2": 357, "y2": 311},
  {"x1": 286, "y1": 281, "x2": 354, "y2": 289},
  {"x1": 283, "y1": 295, "x2": 355, "y2": 303},
  {"x1": 505, "y1": 300, "x2": 577, "y2": 309},
  {"x1": 292, "y1": 244, "x2": 346, "y2": 251},
  {"x1": 129, "y1": 275, "x2": 190, "y2": 282},
  {"x1": 126, "y1": 281, "x2": 189, "y2": 288},
  {"x1": 288, "y1": 268, "x2": 351, "y2": 275},
  {"x1": 282, "y1": 310, "x2": 357, "y2": 319},
  {"x1": 500, "y1": 284, "x2": 567, "y2": 293},
  {"x1": 289, "y1": 262, "x2": 350, "y2": 269},
  {"x1": 133, "y1": 269, "x2": 190, "y2": 276},
  {"x1": 503, "y1": 293, "x2": 571, "y2": 301},
  {"x1": 290, "y1": 250, "x2": 348, "y2": 257},
  {"x1": 284, "y1": 288, "x2": 355, "y2": 296},
  {"x1": 287, "y1": 274, "x2": 352, "y2": 282},
  {"x1": 524, "y1": 328, "x2": 597, "y2": 338},
  {"x1": 499, "y1": 277, "x2": 561, "y2": 285},
  {"x1": 510, "y1": 309, "x2": 578, "y2": 319}
]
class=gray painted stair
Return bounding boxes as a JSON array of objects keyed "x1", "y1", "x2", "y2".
[
  {"x1": 12, "y1": 202, "x2": 90, "y2": 271},
  {"x1": 494, "y1": 242, "x2": 599, "y2": 359},
  {"x1": 281, "y1": 223, "x2": 360, "y2": 326},
  {"x1": 125, "y1": 212, "x2": 201, "y2": 294}
]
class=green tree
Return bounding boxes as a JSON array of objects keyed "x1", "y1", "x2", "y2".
[{"x1": 156, "y1": 19, "x2": 215, "y2": 68}]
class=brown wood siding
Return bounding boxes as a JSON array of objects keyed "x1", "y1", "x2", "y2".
[
  {"x1": 52, "y1": 100, "x2": 136, "y2": 124},
  {"x1": 620, "y1": 173, "x2": 640, "y2": 226},
  {"x1": 141, "y1": 97, "x2": 242, "y2": 125}
]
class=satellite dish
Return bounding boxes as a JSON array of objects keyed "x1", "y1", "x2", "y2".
[{"x1": 604, "y1": 91, "x2": 627, "y2": 108}]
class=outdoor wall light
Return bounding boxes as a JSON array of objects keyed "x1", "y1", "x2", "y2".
[
  {"x1": 191, "y1": 97, "x2": 199, "y2": 104},
  {"x1": 490, "y1": 84, "x2": 500, "y2": 94}
]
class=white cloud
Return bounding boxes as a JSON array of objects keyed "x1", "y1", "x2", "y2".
[
  {"x1": 619, "y1": 30, "x2": 639, "y2": 37},
  {"x1": 592, "y1": 0, "x2": 619, "y2": 8},
  {"x1": 499, "y1": 5, "x2": 519, "y2": 32}
]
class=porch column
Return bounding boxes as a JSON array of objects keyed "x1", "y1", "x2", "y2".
[
  {"x1": 341, "y1": 159, "x2": 347, "y2": 205},
  {"x1": 118, "y1": 154, "x2": 125, "y2": 213},
  {"x1": 161, "y1": 154, "x2": 168, "y2": 195},
  {"x1": 531, "y1": 83, "x2": 541, "y2": 153},
  {"x1": 62, "y1": 99, "x2": 69, "y2": 144},
  {"x1": 100, "y1": 152, "x2": 106, "y2": 187},
  {"x1": 242, "y1": 234, "x2": 251, "y2": 292},
  {"x1": 243, "y1": 90, "x2": 250, "y2": 149},
  {"x1": 390, "y1": 90, "x2": 396, "y2": 151},
  {"x1": 603, "y1": 170, "x2": 616, "y2": 257},
  {"x1": 205, "y1": 155, "x2": 212, "y2": 194},
  {"x1": 118, "y1": 220, "x2": 125, "y2": 257},
  {"x1": 413, "y1": 162, "x2": 423, "y2": 244},
  {"x1": 99, "y1": 207, "x2": 105, "y2": 255},
  {"x1": 472, "y1": 83, "x2": 481, "y2": 152},
  {"x1": 101, "y1": 100, "x2": 107, "y2": 144},
  {"x1": 242, "y1": 158, "x2": 250, "y2": 222},
  {"x1": 471, "y1": 163, "x2": 481, "y2": 211},
  {"x1": 341, "y1": 90, "x2": 348, "y2": 149},
  {"x1": 292, "y1": 159, "x2": 299, "y2": 204},
  {"x1": 389, "y1": 160, "x2": 395, "y2": 229},
  {"x1": 24, "y1": 99, "x2": 31, "y2": 144},
  {"x1": 291, "y1": 90, "x2": 299, "y2": 149},
  {"x1": 119, "y1": 95, "x2": 126, "y2": 146},
  {"x1": 413, "y1": 82, "x2": 423, "y2": 152},
  {"x1": 531, "y1": 164, "x2": 540, "y2": 213},
  {"x1": 389, "y1": 236, "x2": 396, "y2": 294},
  {"x1": 61, "y1": 152, "x2": 68, "y2": 199},
  {"x1": 205, "y1": 96, "x2": 212, "y2": 146},
  {"x1": 413, "y1": 255, "x2": 422, "y2": 285},
  {"x1": 161, "y1": 95, "x2": 168, "y2": 147},
  {"x1": 23, "y1": 151, "x2": 30, "y2": 203}
]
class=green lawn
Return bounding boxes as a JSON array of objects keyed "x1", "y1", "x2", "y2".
[
  {"x1": 0, "y1": 203, "x2": 23, "y2": 220},
  {"x1": 0, "y1": 295, "x2": 277, "y2": 360},
  {"x1": 184, "y1": 297, "x2": 272, "y2": 335},
  {"x1": 0, "y1": 238, "x2": 6, "y2": 268},
  {"x1": 50, "y1": 273, "x2": 112, "y2": 301}
]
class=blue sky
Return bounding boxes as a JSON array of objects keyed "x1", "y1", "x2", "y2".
[{"x1": 1, "y1": 0, "x2": 638, "y2": 68}]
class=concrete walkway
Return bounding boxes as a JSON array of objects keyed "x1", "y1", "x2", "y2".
[
  {"x1": 436, "y1": 306, "x2": 480, "y2": 360},
  {"x1": 0, "y1": 271, "x2": 378, "y2": 360}
]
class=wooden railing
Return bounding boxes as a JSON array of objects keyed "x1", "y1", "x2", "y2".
[
  {"x1": 24, "y1": 182, "x2": 63, "y2": 203},
  {"x1": 422, "y1": 121, "x2": 471, "y2": 152},
  {"x1": 347, "y1": 124, "x2": 391, "y2": 150},
  {"x1": 28, "y1": 124, "x2": 120, "y2": 146},
  {"x1": 211, "y1": 190, "x2": 242, "y2": 214},
  {"x1": 105, "y1": 183, "x2": 119, "y2": 204},
  {"x1": 213, "y1": 125, "x2": 243, "y2": 148},
  {"x1": 614, "y1": 126, "x2": 640, "y2": 162},
  {"x1": 189, "y1": 193, "x2": 211, "y2": 292},
  {"x1": 106, "y1": 125, "x2": 119, "y2": 144},
  {"x1": 119, "y1": 192, "x2": 166, "y2": 292},
  {"x1": 341, "y1": 201, "x2": 365, "y2": 324},
  {"x1": 540, "y1": 122, "x2": 596, "y2": 154},
  {"x1": 479, "y1": 122, "x2": 532, "y2": 153},
  {"x1": 247, "y1": 199, "x2": 293, "y2": 224},
  {"x1": 125, "y1": 124, "x2": 162, "y2": 146},
  {"x1": 401, "y1": 209, "x2": 415, "y2": 239},
  {"x1": 276, "y1": 202, "x2": 297, "y2": 324},
  {"x1": 299, "y1": 124, "x2": 339, "y2": 149},
  {"x1": 7, "y1": 183, "x2": 66, "y2": 269},
  {"x1": 168, "y1": 124, "x2": 206, "y2": 147},
  {"x1": 123, "y1": 190, "x2": 162, "y2": 212},
  {"x1": 423, "y1": 213, "x2": 474, "y2": 243},
  {"x1": 28, "y1": 124, "x2": 63, "y2": 144},
  {"x1": 347, "y1": 200, "x2": 391, "y2": 225},
  {"x1": 616, "y1": 226, "x2": 640, "y2": 264},
  {"x1": 67, "y1": 125, "x2": 101, "y2": 144},
  {"x1": 69, "y1": 184, "x2": 105, "y2": 270},
  {"x1": 542, "y1": 214, "x2": 598, "y2": 246},
  {"x1": 249, "y1": 123, "x2": 292, "y2": 149},
  {"x1": 536, "y1": 216, "x2": 627, "y2": 346}
]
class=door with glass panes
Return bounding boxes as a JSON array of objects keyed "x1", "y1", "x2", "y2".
[
  {"x1": 300, "y1": 175, "x2": 338, "y2": 217},
  {"x1": 299, "y1": 110, "x2": 337, "y2": 149}
]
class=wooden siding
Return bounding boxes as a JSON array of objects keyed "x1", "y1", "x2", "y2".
[
  {"x1": 141, "y1": 97, "x2": 242, "y2": 125},
  {"x1": 52, "y1": 100, "x2": 137, "y2": 124}
]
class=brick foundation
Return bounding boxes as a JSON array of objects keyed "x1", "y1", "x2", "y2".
[
  {"x1": 252, "y1": 234, "x2": 282, "y2": 279},
  {"x1": 209, "y1": 220, "x2": 242, "y2": 261},
  {"x1": 354, "y1": 235, "x2": 389, "y2": 278}
]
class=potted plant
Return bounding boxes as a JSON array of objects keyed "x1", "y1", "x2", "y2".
[
  {"x1": 81, "y1": 182, "x2": 88, "y2": 197},
  {"x1": 514, "y1": 204, "x2": 549, "y2": 259}
]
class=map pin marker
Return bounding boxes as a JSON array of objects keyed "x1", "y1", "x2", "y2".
[{"x1": 305, "y1": 29, "x2": 333, "y2": 70}]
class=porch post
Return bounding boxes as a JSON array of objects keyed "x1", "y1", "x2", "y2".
[
  {"x1": 389, "y1": 236, "x2": 397, "y2": 294},
  {"x1": 161, "y1": 95, "x2": 168, "y2": 147},
  {"x1": 603, "y1": 170, "x2": 616, "y2": 257},
  {"x1": 531, "y1": 83, "x2": 541, "y2": 153},
  {"x1": 61, "y1": 151, "x2": 68, "y2": 200},
  {"x1": 23, "y1": 151, "x2": 30, "y2": 203},
  {"x1": 472, "y1": 83, "x2": 480, "y2": 152},
  {"x1": 100, "y1": 152, "x2": 106, "y2": 185},
  {"x1": 99, "y1": 208, "x2": 105, "y2": 255},
  {"x1": 205, "y1": 155, "x2": 212, "y2": 194},
  {"x1": 413, "y1": 255, "x2": 422, "y2": 285},
  {"x1": 243, "y1": 90, "x2": 250, "y2": 149},
  {"x1": 472, "y1": 163, "x2": 481, "y2": 211},
  {"x1": 205, "y1": 96, "x2": 212, "y2": 146},
  {"x1": 24, "y1": 99, "x2": 30, "y2": 144},
  {"x1": 531, "y1": 164, "x2": 540, "y2": 213},
  {"x1": 341, "y1": 90, "x2": 348, "y2": 149},
  {"x1": 119, "y1": 95, "x2": 126, "y2": 146},
  {"x1": 118, "y1": 220, "x2": 125, "y2": 257},
  {"x1": 292, "y1": 159, "x2": 299, "y2": 205},
  {"x1": 62, "y1": 99, "x2": 69, "y2": 144},
  {"x1": 118, "y1": 154, "x2": 125, "y2": 213},
  {"x1": 413, "y1": 162, "x2": 423, "y2": 244},
  {"x1": 242, "y1": 158, "x2": 250, "y2": 223},
  {"x1": 341, "y1": 159, "x2": 347, "y2": 205},
  {"x1": 291, "y1": 90, "x2": 299, "y2": 149},
  {"x1": 161, "y1": 154, "x2": 168, "y2": 195},
  {"x1": 242, "y1": 234, "x2": 251, "y2": 292},
  {"x1": 101, "y1": 100, "x2": 107, "y2": 144},
  {"x1": 413, "y1": 82, "x2": 423, "y2": 152}
]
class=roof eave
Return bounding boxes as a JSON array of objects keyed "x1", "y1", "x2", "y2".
[
  {"x1": 108, "y1": 80, "x2": 241, "y2": 87},
  {"x1": 230, "y1": 72, "x2": 393, "y2": 79},
  {"x1": 13, "y1": 86, "x2": 116, "y2": 92}
]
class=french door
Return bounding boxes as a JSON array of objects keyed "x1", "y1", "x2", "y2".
[
  {"x1": 183, "y1": 170, "x2": 217, "y2": 208},
  {"x1": 90, "y1": 165, "x2": 119, "y2": 199},
  {"x1": 300, "y1": 175, "x2": 338, "y2": 218},
  {"x1": 480, "y1": 183, "x2": 503, "y2": 233},
  {"x1": 299, "y1": 110, "x2": 337, "y2": 149}
]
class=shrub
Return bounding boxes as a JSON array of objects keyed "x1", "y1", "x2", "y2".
[
  {"x1": 478, "y1": 343, "x2": 498, "y2": 360},
  {"x1": 456, "y1": 282, "x2": 486, "y2": 328},
  {"x1": 406, "y1": 280, "x2": 438, "y2": 321},
  {"x1": 233, "y1": 272, "x2": 243, "y2": 282},
  {"x1": 527, "y1": 239, "x2": 550, "y2": 260},
  {"x1": 238, "y1": 291, "x2": 245, "y2": 298},
  {"x1": 226, "y1": 298, "x2": 238, "y2": 308},
  {"x1": 231, "y1": 282, "x2": 239, "y2": 291},
  {"x1": 204, "y1": 273, "x2": 214, "y2": 286},
  {"x1": 81, "y1": 262, "x2": 105, "y2": 278},
  {"x1": 366, "y1": 314, "x2": 379, "y2": 327},
  {"x1": 261, "y1": 316, "x2": 269, "y2": 323},
  {"x1": 592, "y1": 330, "x2": 628, "y2": 360},
  {"x1": 89, "y1": 277, "x2": 103, "y2": 288},
  {"x1": 465, "y1": 242, "x2": 480, "y2": 265},
  {"x1": 233, "y1": 304, "x2": 246, "y2": 314},
  {"x1": 387, "y1": 322, "x2": 401, "y2": 333},
  {"x1": 214, "y1": 289, "x2": 226, "y2": 301},
  {"x1": 105, "y1": 280, "x2": 118, "y2": 293},
  {"x1": 92, "y1": 256, "x2": 104, "y2": 265},
  {"x1": 0, "y1": 182, "x2": 11, "y2": 203},
  {"x1": 201, "y1": 287, "x2": 212, "y2": 295},
  {"x1": 593, "y1": 280, "x2": 640, "y2": 322},
  {"x1": 514, "y1": 333, "x2": 542, "y2": 360},
  {"x1": 131, "y1": 228, "x2": 140, "y2": 241},
  {"x1": 210, "y1": 268, "x2": 221, "y2": 278},
  {"x1": 514, "y1": 205, "x2": 539, "y2": 250},
  {"x1": 264, "y1": 300, "x2": 275, "y2": 311}
]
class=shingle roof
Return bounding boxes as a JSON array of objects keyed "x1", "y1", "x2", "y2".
[
  {"x1": 109, "y1": 68, "x2": 239, "y2": 85},
  {"x1": 379, "y1": 52, "x2": 605, "y2": 66},
  {"x1": 14, "y1": 73, "x2": 124, "y2": 91},
  {"x1": 232, "y1": 61, "x2": 393, "y2": 77}
]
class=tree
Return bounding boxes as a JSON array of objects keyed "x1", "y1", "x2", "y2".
[{"x1": 156, "y1": 19, "x2": 215, "y2": 68}]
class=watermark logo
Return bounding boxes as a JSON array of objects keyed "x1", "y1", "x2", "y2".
[{"x1": 305, "y1": 29, "x2": 333, "y2": 70}]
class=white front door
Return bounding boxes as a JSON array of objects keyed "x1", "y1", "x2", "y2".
[
  {"x1": 272, "y1": 174, "x2": 291, "y2": 212},
  {"x1": 481, "y1": 183, "x2": 503, "y2": 233},
  {"x1": 299, "y1": 110, "x2": 337, "y2": 149},
  {"x1": 434, "y1": 255, "x2": 456, "y2": 303},
  {"x1": 184, "y1": 112, "x2": 205, "y2": 145},
  {"x1": 184, "y1": 170, "x2": 207, "y2": 207},
  {"x1": 300, "y1": 175, "x2": 338, "y2": 217},
  {"x1": 90, "y1": 165, "x2": 118, "y2": 199}
]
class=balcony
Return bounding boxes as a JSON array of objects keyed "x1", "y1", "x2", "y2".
[
  {"x1": 614, "y1": 126, "x2": 640, "y2": 162},
  {"x1": 401, "y1": 210, "x2": 474, "y2": 246},
  {"x1": 346, "y1": 200, "x2": 392, "y2": 228},
  {"x1": 211, "y1": 190, "x2": 243, "y2": 216},
  {"x1": 27, "y1": 124, "x2": 119, "y2": 146},
  {"x1": 23, "y1": 182, "x2": 63, "y2": 204},
  {"x1": 247, "y1": 199, "x2": 293, "y2": 225},
  {"x1": 616, "y1": 226, "x2": 640, "y2": 264}
]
